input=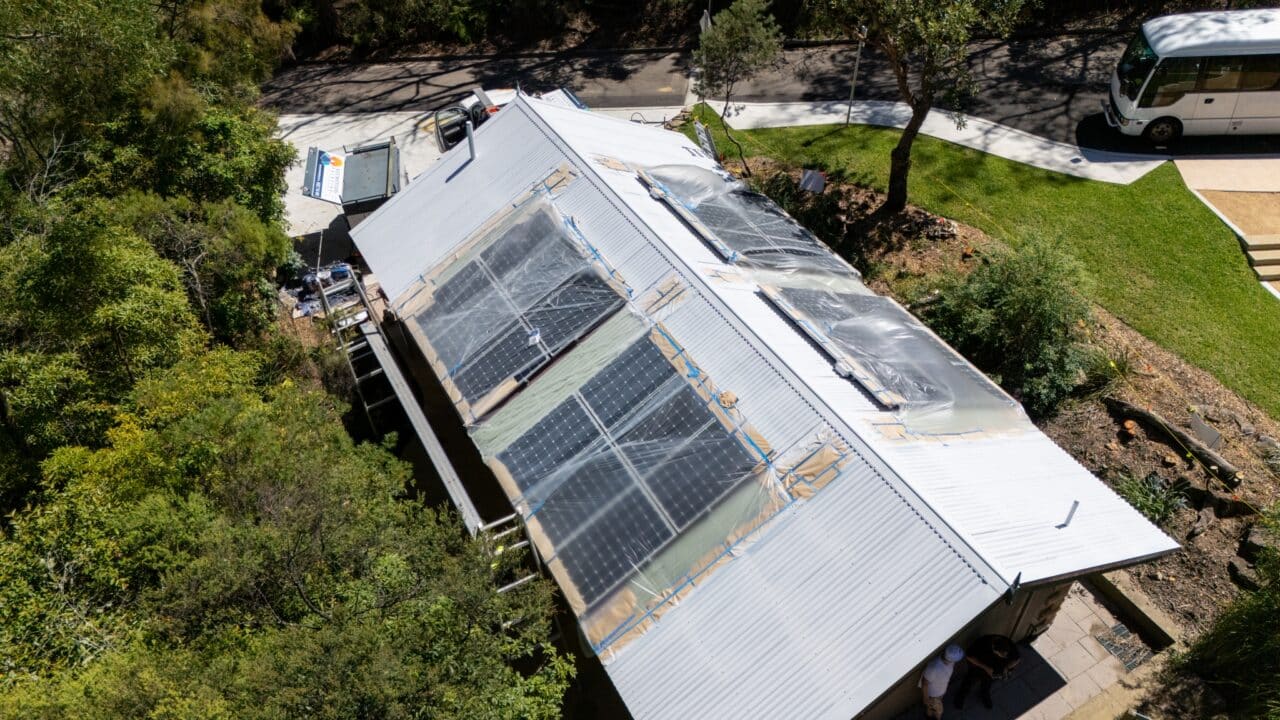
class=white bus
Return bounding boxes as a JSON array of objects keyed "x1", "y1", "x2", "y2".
[{"x1": 1104, "y1": 9, "x2": 1280, "y2": 143}]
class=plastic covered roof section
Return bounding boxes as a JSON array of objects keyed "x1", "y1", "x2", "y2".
[
  {"x1": 762, "y1": 284, "x2": 1030, "y2": 435},
  {"x1": 641, "y1": 165, "x2": 858, "y2": 276},
  {"x1": 396, "y1": 197, "x2": 625, "y2": 424}
]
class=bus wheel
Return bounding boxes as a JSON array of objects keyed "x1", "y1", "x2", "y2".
[{"x1": 1144, "y1": 118, "x2": 1181, "y2": 145}]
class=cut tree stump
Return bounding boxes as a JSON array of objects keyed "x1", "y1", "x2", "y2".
[{"x1": 1103, "y1": 397, "x2": 1241, "y2": 486}]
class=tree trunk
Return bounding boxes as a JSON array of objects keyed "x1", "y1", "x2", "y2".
[
  {"x1": 883, "y1": 101, "x2": 930, "y2": 214},
  {"x1": 718, "y1": 92, "x2": 750, "y2": 177},
  {"x1": 1102, "y1": 396, "x2": 1241, "y2": 486}
]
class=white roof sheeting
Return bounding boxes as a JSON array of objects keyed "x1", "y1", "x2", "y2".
[
  {"x1": 1143, "y1": 9, "x2": 1280, "y2": 58},
  {"x1": 350, "y1": 95, "x2": 1177, "y2": 720}
]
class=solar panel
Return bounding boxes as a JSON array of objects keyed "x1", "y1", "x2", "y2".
[
  {"x1": 771, "y1": 286, "x2": 1021, "y2": 426},
  {"x1": 499, "y1": 398, "x2": 601, "y2": 489},
  {"x1": 450, "y1": 321, "x2": 545, "y2": 400},
  {"x1": 531, "y1": 447, "x2": 634, "y2": 545},
  {"x1": 555, "y1": 487, "x2": 675, "y2": 604},
  {"x1": 642, "y1": 426, "x2": 758, "y2": 528},
  {"x1": 579, "y1": 339, "x2": 676, "y2": 429},
  {"x1": 413, "y1": 207, "x2": 623, "y2": 407},
  {"x1": 494, "y1": 334, "x2": 766, "y2": 607}
]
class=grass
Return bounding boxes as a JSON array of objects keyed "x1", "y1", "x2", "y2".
[{"x1": 690, "y1": 108, "x2": 1280, "y2": 420}]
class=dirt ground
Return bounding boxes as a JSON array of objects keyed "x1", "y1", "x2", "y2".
[
  {"x1": 760, "y1": 165, "x2": 1280, "y2": 642},
  {"x1": 1198, "y1": 190, "x2": 1280, "y2": 236}
]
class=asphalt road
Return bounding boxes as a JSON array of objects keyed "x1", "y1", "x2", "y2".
[{"x1": 264, "y1": 35, "x2": 1280, "y2": 153}]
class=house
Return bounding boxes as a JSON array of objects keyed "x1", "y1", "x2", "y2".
[{"x1": 349, "y1": 95, "x2": 1179, "y2": 719}]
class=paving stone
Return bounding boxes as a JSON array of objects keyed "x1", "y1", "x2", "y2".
[
  {"x1": 1058, "y1": 673, "x2": 1103, "y2": 709},
  {"x1": 1062, "y1": 595, "x2": 1096, "y2": 624},
  {"x1": 1045, "y1": 615, "x2": 1086, "y2": 649},
  {"x1": 1049, "y1": 641, "x2": 1097, "y2": 680},
  {"x1": 1028, "y1": 691, "x2": 1074, "y2": 720},
  {"x1": 1085, "y1": 655, "x2": 1128, "y2": 689},
  {"x1": 1080, "y1": 636, "x2": 1113, "y2": 664}
]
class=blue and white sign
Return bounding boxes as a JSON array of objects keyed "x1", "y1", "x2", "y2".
[{"x1": 302, "y1": 147, "x2": 346, "y2": 205}]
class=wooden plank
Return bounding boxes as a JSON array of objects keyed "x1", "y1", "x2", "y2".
[{"x1": 360, "y1": 321, "x2": 483, "y2": 533}]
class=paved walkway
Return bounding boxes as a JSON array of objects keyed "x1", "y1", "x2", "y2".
[
  {"x1": 896, "y1": 582, "x2": 1148, "y2": 720},
  {"x1": 702, "y1": 99, "x2": 1167, "y2": 185}
]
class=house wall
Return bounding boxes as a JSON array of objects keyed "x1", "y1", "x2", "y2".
[{"x1": 857, "y1": 581, "x2": 1071, "y2": 720}]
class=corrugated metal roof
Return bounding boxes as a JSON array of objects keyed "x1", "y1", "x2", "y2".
[
  {"x1": 606, "y1": 458, "x2": 1002, "y2": 720},
  {"x1": 350, "y1": 95, "x2": 1177, "y2": 720}
]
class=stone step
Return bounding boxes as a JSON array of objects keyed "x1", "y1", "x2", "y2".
[
  {"x1": 1249, "y1": 249, "x2": 1280, "y2": 266},
  {"x1": 1243, "y1": 234, "x2": 1280, "y2": 251}
]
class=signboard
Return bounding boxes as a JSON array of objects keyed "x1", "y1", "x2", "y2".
[
  {"x1": 799, "y1": 169, "x2": 827, "y2": 194},
  {"x1": 693, "y1": 120, "x2": 718, "y2": 160},
  {"x1": 302, "y1": 147, "x2": 346, "y2": 205}
]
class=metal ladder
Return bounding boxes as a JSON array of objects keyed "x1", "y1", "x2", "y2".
[
  {"x1": 479, "y1": 512, "x2": 541, "y2": 595},
  {"x1": 316, "y1": 276, "x2": 388, "y2": 433}
]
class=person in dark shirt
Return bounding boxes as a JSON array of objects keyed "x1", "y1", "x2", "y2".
[{"x1": 953, "y1": 634, "x2": 1021, "y2": 710}]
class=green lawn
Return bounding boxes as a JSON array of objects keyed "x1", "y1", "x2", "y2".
[{"x1": 690, "y1": 110, "x2": 1280, "y2": 420}]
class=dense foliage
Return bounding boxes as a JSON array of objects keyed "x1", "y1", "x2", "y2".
[
  {"x1": 0, "y1": 0, "x2": 571, "y2": 715},
  {"x1": 921, "y1": 241, "x2": 1092, "y2": 418}
]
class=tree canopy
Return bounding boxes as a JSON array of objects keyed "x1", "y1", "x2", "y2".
[
  {"x1": 0, "y1": 1, "x2": 572, "y2": 715},
  {"x1": 813, "y1": 0, "x2": 1029, "y2": 212},
  {"x1": 693, "y1": 0, "x2": 783, "y2": 175}
]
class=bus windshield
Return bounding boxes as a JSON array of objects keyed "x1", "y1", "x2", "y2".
[{"x1": 1117, "y1": 31, "x2": 1159, "y2": 101}]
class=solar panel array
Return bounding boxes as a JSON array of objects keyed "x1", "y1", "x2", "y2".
[
  {"x1": 498, "y1": 338, "x2": 761, "y2": 607},
  {"x1": 773, "y1": 286, "x2": 1018, "y2": 417},
  {"x1": 416, "y1": 209, "x2": 624, "y2": 406},
  {"x1": 647, "y1": 166, "x2": 854, "y2": 275}
]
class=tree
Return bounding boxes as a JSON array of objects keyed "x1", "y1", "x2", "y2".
[
  {"x1": 817, "y1": 0, "x2": 1029, "y2": 213},
  {"x1": 693, "y1": 0, "x2": 783, "y2": 176},
  {"x1": 0, "y1": 350, "x2": 573, "y2": 716},
  {"x1": 113, "y1": 193, "x2": 292, "y2": 343}
]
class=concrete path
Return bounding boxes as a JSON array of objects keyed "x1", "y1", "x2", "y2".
[
  {"x1": 1174, "y1": 156, "x2": 1280, "y2": 193},
  {"x1": 703, "y1": 99, "x2": 1167, "y2": 185}
]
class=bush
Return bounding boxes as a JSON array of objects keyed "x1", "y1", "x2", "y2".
[
  {"x1": 1113, "y1": 471, "x2": 1187, "y2": 526},
  {"x1": 1184, "y1": 511, "x2": 1280, "y2": 719},
  {"x1": 922, "y1": 240, "x2": 1093, "y2": 418}
]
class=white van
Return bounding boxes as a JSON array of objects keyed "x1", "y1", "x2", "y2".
[{"x1": 1104, "y1": 9, "x2": 1280, "y2": 143}]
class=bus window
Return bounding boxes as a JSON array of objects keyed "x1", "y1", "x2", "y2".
[
  {"x1": 1118, "y1": 31, "x2": 1159, "y2": 101},
  {"x1": 1199, "y1": 57, "x2": 1243, "y2": 91},
  {"x1": 1140, "y1": 57, "x2": 1202, "y2": 108},
  {"x1": 1240, "y1": 54, "x2": 1280, "y2": 91}
]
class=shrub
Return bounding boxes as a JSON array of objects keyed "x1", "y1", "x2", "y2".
[
  {"x1": 1184, "y1": 510, "x2": 1280, "y2": 719},
  {"x1": 1078, "y1": 346, "x2": 1135, "y2": 396},
  {"x1": 922, "y1": 240, "x2": 1092, "y2": 418},
  {"x1": 1113, "y1": 471, "x2": 1187, "y2": 526}
]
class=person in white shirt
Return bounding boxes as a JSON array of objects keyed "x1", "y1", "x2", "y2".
[{"x1": 920, "y1": 644, "x2": 965, "y2": 719}]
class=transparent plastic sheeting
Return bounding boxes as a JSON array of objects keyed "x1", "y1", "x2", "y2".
[
  {"x1": 768, "y1": 285, "x2": 1029, "y2": 435},
  {"x1": 476, "y1": 313, "x2": 811, "y2": 656},
  {"x1": 644, "y1": 165, "x2": 857, "y2": 276},
  {"x1": 400, "y1": 198, "x2": 624, "y2": 423}
]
